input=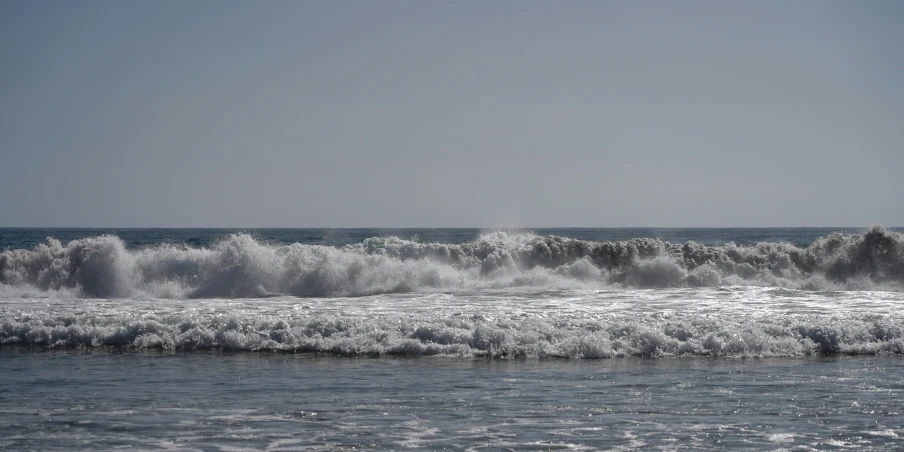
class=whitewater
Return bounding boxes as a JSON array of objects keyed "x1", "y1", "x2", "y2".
[
  {"x1": 2, "y1": 226, "x2": 904, "y2": 356},
  {"x1": 2, "y1": 227, "x2": 904, "y2": 450},
  {"x1": 3, "y1": 226, "x2": 904, "y2": 299}
]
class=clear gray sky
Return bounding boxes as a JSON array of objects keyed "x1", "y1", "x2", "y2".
[{"x1": 1, "y1": 1, "x2": 902, "y2": 227}]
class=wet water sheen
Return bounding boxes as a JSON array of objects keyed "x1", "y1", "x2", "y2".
[{"x1": 2, "y1": 351, "x2": 902, "y2": 451}]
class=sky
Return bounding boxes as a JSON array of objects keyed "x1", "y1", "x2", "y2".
[{"x1": 1, "y1": 1, "x2": 902, "y2": 227}]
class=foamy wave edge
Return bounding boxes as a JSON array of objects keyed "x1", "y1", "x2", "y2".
[
  {"x1": 2, "y1": 312, "x2": 903, "y2": 357},
  {"x1": 1, "y1": 226, "x2": 903, "y2": 298}
]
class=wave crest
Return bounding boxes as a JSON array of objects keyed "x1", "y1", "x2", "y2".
[{"x1": 1, "y1": 227, "x2": 902, "y2": 298}]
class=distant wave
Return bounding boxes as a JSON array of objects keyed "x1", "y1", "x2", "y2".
[
  {"x1": 1, "y1": 227, "x2": 903, "y2": 298},
  {"x1": 2, "y1": 310, "x2": 902, "y2": 357}
]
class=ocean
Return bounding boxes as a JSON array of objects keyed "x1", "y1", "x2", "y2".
[{"x1": 1, "y1": 227, "x2": 903, "y2": 450}]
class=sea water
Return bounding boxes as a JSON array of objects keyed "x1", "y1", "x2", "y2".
[{"x1": 1, "y1": 227, "x2": 903, "y2": 450}]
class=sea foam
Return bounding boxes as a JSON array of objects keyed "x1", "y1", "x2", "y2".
[
  {"x1": 3, "y1": 307, "x2": 903, "y2": 357},
  {"x1": 1, "y1": 227, "x2": 902, "y2": 298}
]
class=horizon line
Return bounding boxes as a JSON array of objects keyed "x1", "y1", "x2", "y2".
[{"x1": 1, "y1": 225, "x2": 899, "y2": 230}]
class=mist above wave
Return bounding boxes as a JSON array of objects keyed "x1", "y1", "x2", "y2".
[{"x1": 1, "y1": 227, "x2": 902, "y2": 298}]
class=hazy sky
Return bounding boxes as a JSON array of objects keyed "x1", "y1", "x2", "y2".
[{"x1": 1, "y1": 1, "x2": 902, "y2": 227}]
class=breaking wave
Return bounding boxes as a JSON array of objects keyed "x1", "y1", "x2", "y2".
[
  {"x1": 2, "y1": 310, "x2": 903, "y2": 357},
  {"x1": 1, "y1": 227, "x2": 903, "y2": 298}
]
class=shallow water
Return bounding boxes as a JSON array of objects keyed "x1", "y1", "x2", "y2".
[{"x1": 2, "y1": 351, "x2": 902, "y2": 450}]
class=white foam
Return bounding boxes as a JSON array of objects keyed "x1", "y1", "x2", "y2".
[
  {"x1": 2, "y1": 289, "x2": 903, "y2": 357},
  {"x1": 0, "y1": 227, "x2": 902, "y2": 298}
]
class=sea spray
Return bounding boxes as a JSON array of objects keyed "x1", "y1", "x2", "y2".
[{"x1": 1, "y1": 227, "x2": 902, "y2": 298}]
